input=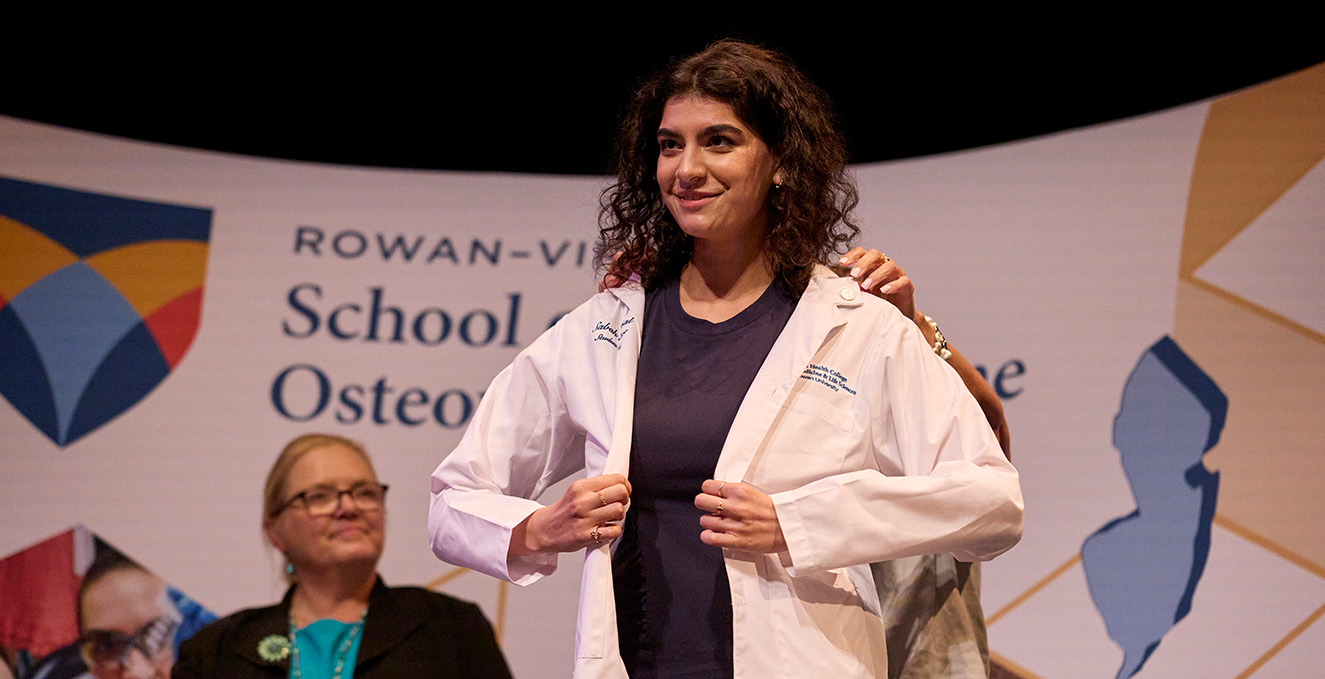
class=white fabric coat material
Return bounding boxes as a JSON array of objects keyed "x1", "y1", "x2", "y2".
[{"x1": 429, "y1": 270, "x2": 1023, "y2": 679}]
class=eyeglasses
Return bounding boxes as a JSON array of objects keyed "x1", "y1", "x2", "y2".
[
  {"x1": 80, "y1": 615, "x2": 178, "y2": 670},
  {"x1": 274, "y1": 483, "x2": 389, "y2": 517}
]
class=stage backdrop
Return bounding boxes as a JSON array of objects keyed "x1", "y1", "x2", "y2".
[{"x1": 2, "y1": 63, "x2": 1321, "y2": 679}]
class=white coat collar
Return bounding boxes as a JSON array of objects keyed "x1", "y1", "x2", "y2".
[
  {"x1": 603, "y1": 280, "x2": 645, "y2": 316},
  {"x1": 600, "y1": 266, "x2": 861, "y2": 486}
]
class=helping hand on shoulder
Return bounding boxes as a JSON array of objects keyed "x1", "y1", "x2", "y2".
[{"x1": 838, "y1": 246, "x2": 919, "y2": 326}]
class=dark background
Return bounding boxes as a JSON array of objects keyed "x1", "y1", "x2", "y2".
[{"x1": 7, "y1": 21, "x2": 1321, "y2": 175}]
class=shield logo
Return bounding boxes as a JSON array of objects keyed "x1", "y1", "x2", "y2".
[{"x1": 0, "y1": 176, "x2": 211, "y2": 446}]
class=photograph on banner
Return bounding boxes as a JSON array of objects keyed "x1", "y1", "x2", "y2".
[{"x1": 0, "y1": 525, "x2": 216, "y2": 679}]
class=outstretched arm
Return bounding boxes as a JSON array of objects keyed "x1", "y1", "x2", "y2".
[{"x1": 838, "y1": 247, "x2": 1010, "y2": 459}]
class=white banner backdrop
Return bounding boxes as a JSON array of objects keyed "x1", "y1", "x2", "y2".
[{"x1": 2, "y1": 63, "x2": 1321, "y2": 679}]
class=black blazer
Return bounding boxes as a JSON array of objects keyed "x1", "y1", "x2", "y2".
[{"x1": 172, "y1": 578, "x2": 512, "y2": 678}]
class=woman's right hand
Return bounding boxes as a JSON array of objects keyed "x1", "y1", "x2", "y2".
[
  {"x1": 838, "y1": 247, "x2": 917, "y2": 322},
  {"x1": 509, "y1": 474, "x2": 632, "y2": 555},
  {"x1": 598, "y1": 252, "x2": 626, "y2": 292}
]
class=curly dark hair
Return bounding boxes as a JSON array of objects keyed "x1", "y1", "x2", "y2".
[{"x1": 598, "y1": 39, "x2": 860, "y2": 298}]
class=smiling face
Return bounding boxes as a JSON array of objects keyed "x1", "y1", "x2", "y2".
[
  {"x1": 264, "y1": 443, "x2": 386, "y2": 577},
  {"x1": 656, "y1": 96, "x2": 780, "y2": 250}
]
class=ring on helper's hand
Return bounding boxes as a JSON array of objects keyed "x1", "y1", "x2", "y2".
[
  {"x1": 717, "y1": 481, "x2": 726, "y2": 498},
  {"x1": 881, "y1": 253, "x2": 890, "y2": 264},
  {"x1": 714, "y1": 500, "x2": 723, "y2": 517},
  {"x1": 598, "y1": 492, "x2": 608, "y2": 507},
  {"x1": 590, "y1": 527, "x2": 602, "y2": 544}
]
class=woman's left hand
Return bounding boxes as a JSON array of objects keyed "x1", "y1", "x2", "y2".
[{"x1": 694, "y1": 479, "x2": 786, "y2": 554}]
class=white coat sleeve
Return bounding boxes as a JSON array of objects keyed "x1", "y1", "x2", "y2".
[
  {"x1": 428, "y1": 316, "x2": 589, "y2": 586},
  {"x1": 772, "y1": 312, "x2": 1024, "y2": 574}
]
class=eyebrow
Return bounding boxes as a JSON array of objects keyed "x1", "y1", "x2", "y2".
[
  {"x1": 296, "y1": 481, "x2": 377, "y2": 494},
  {"x1": 311, "y1": 481, "x2": 376, "y2": 489},
  {"x1": 656, "y1": 124, "x2": 747, "y2": 140}
]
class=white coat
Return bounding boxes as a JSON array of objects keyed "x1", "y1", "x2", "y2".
[{"x1": 429, "y1": 269, "x2": 1023, "y2": 679}]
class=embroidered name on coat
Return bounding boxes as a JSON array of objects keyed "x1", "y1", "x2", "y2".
[
  {"x1": 592, "y1": 317, "x2": 634, "y2": 349},
  {"x1": 798, "y1": 363, "x2": 857, "y2": 395}
]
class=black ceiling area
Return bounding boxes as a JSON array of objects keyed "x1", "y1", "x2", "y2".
[{"x1": 6, "y1": 23, "x2": 1321, "y2": 175}]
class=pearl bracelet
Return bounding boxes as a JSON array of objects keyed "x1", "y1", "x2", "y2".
[{"x1": 923, "y1": 315, "x2": 952, "y2": 361}]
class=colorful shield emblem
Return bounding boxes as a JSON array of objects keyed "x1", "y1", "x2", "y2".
[{"x1": 0, "y1": 176, "x2": 211, "y2": 446}]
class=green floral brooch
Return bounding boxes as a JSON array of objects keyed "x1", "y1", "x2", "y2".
[{"x1": 257, "y1": 634, "x2": 290, "y2": 663}]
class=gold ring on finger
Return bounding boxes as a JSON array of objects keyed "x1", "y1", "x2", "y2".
[
  {"x1": 591, "y1": 527, "x2": 602, "y2": 544},
  {"x1": 598, "y1": 492, "x2": 608, "y2": 507}
]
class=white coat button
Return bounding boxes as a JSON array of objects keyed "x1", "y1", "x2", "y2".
[{"x1": 840, "y1": 287, "x2": 856, "y2": 301}]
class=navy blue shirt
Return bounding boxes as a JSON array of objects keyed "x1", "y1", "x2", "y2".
[{"x1": 614, "y1": 277, "x2": 794, "y2": 678}]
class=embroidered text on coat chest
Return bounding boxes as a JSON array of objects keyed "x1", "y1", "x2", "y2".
[
  {"x1": 592, "y1": 317, "x2": 635, "y2": 349},
  {"x1": 799, "y1": 364, "x2": 858, "y2": 395}
]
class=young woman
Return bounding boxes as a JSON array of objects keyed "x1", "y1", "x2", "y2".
[{"x1": 429, "y1": 41, "x2": 1022, "y2": 679}]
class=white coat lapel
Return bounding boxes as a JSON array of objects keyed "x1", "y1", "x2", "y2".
[
  {"x1": 713, "y1": 271, "x2": 863, "y2": 483},
  {"x1": 575, "y1": 286, "x2": 642, "y2": 673}
]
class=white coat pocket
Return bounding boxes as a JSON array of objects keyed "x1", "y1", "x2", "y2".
[{"x1": 750, "y1": 390, "x2": 857, "y2": 491}]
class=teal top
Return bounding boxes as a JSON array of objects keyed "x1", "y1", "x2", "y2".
[{"x1": 289, "y1": 618, "x2": 363, "y2": 679}]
